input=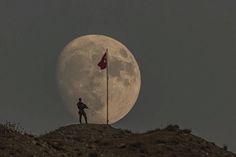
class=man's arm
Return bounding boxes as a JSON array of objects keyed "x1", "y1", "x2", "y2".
[
  {"x1": 76, "y1": 103, "x2": 79, "y2": 110},
  {"x1": 83, "y1": 103, "x2": 88, "y2": 109}
]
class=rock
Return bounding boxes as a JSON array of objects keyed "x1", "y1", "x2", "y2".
[{"x1": 117, "y1": 143, "x2": 126, "y2": 149}]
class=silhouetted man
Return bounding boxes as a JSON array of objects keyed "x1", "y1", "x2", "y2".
[{"x1": 77, "y1": 98, "x2": 88, "y2": 124}]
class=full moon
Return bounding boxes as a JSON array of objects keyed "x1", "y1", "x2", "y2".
[{"x1": 57, "y1": 35, "x2": 141, "y2": 124}]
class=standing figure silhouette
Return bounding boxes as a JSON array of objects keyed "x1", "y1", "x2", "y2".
[{"x1": 76, "y1": 98, "x2": 88, "y2": 124}]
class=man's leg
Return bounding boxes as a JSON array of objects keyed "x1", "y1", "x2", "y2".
[
  {"x1": 83, "y1": 112, "x2": 88, "y2": 124},
  {"x1": 79, "y1": 113, "x2": 82, "y2": 124}
]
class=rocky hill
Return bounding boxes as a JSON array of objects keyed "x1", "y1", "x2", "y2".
[{"x1": 0, "y1": 123, "x2": 235, "y2": 157}]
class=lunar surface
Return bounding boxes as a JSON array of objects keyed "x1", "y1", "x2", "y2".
[{"x1": 57, "y1": 35, "x2": 141, "y2": 124}]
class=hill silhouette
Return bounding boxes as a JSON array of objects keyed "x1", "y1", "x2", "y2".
[{"x1": 0, "y1": 123, "x2": 235, "y2": 157}]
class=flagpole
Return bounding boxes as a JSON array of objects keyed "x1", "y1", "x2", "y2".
[{"x1": 106, "y1": 49, "x2": 109, "y2": 125}]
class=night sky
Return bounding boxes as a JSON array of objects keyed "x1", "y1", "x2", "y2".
[{"x1": 0, "y1": 0, "x2": 236, "y2": 152}]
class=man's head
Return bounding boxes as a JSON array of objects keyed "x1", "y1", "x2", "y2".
[{"x1": 79, "y1": 97, "x2": 82, "y2": 102}]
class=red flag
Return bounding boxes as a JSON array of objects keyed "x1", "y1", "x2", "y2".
[{"x1": 98, "y1": 51, "x2": 107, "y2": 70}]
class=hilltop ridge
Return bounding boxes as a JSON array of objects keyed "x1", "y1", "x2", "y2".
[{"x1": 0, "y1": 123, "x2": 235, "y2": 157}]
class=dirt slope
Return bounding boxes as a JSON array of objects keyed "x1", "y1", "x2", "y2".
[{"x1": 0, "y1": 124, "x2": 235, "y2": 157}]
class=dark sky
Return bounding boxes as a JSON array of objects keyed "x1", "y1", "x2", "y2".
[{"x1": 0, "y1": 0, "x2": 236, "y2": 152}]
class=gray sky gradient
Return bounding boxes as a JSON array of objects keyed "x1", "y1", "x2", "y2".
[{"x1": 0, "y1": 0, "x2": 235, "y2": 152}]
